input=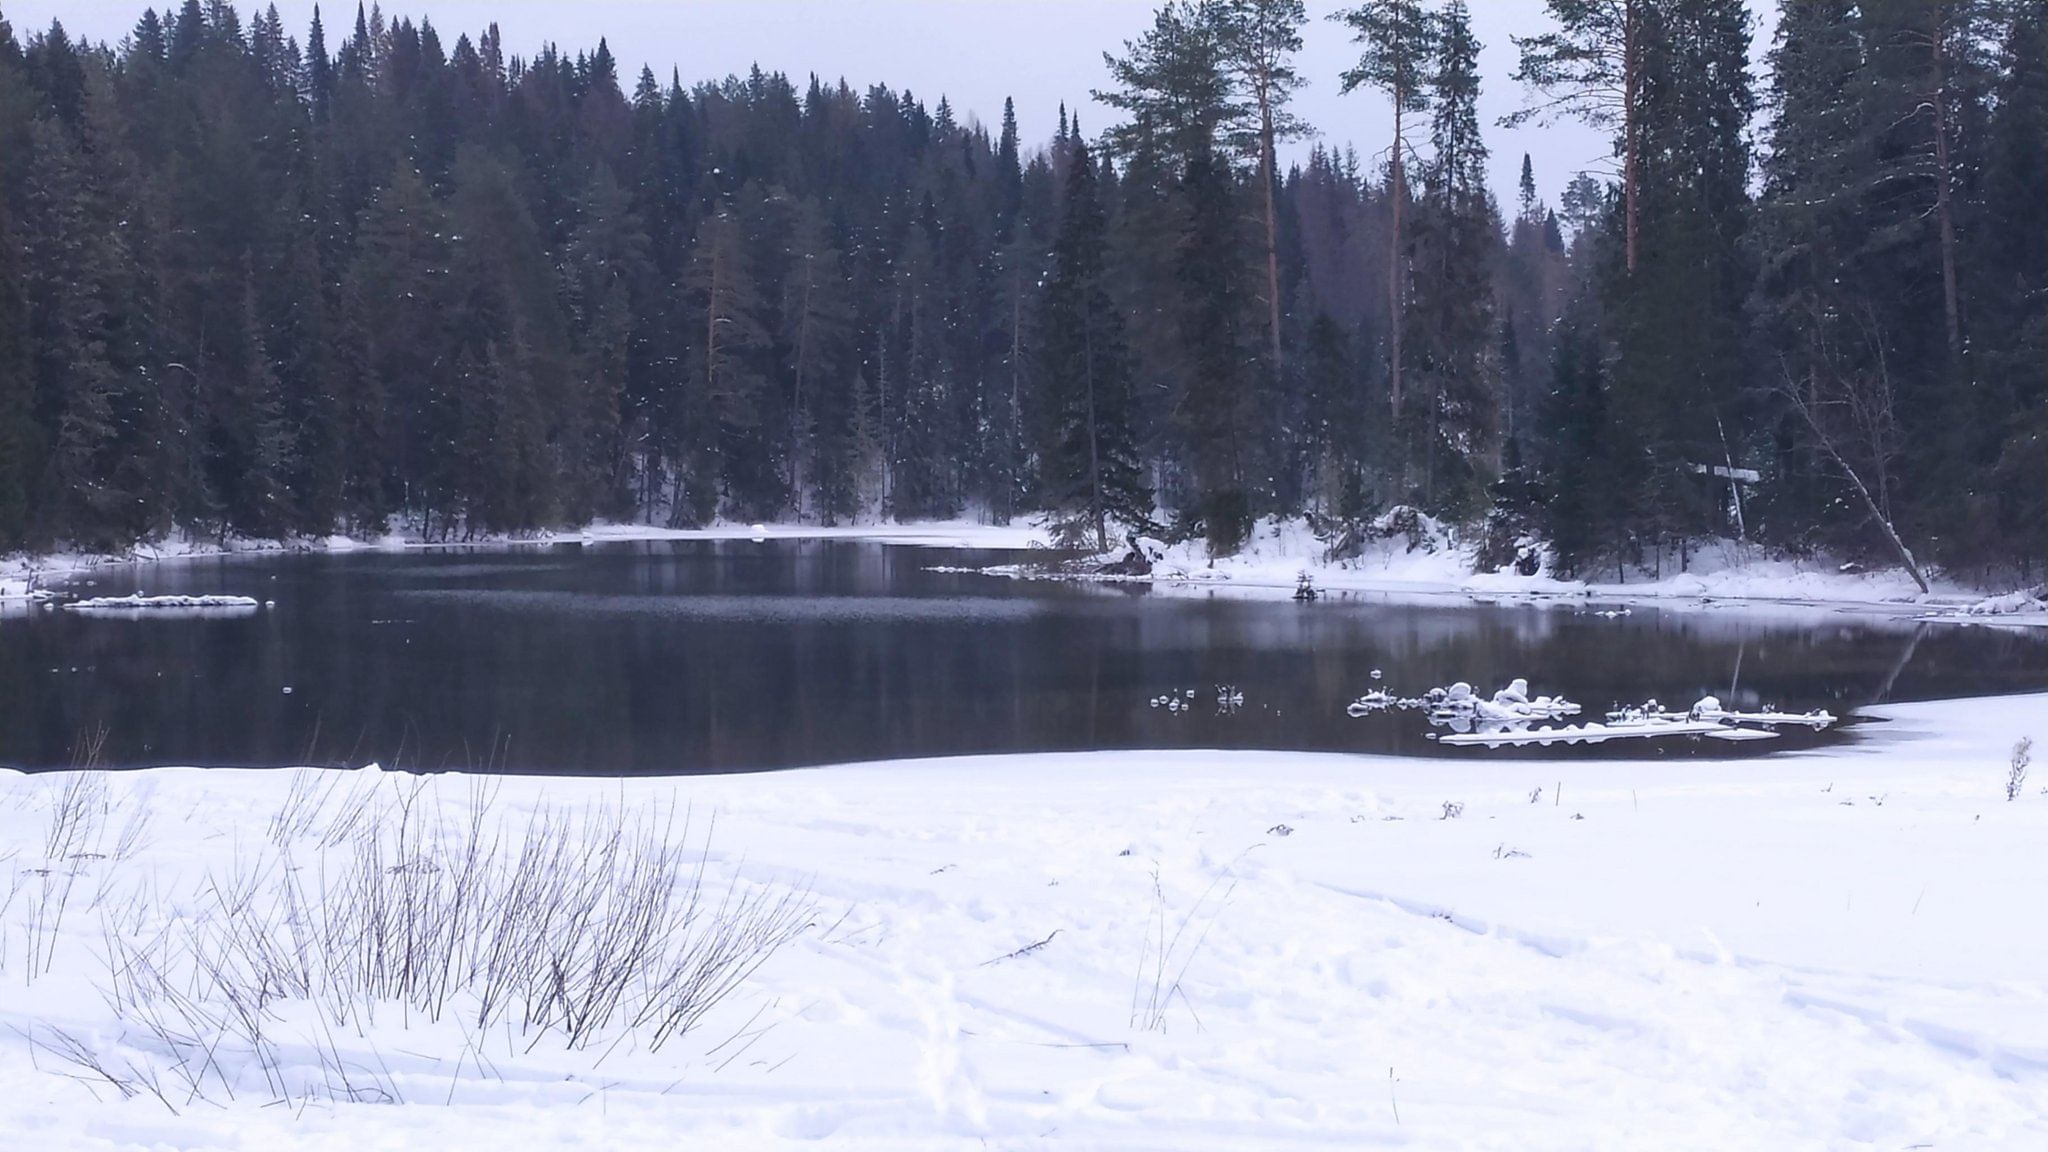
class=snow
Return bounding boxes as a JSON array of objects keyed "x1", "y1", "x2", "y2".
[
  {"x1": 1007, "y1": 516, "x2": 2037, "y2": 622},
  {"x1": 3, "y1": 692, "x2": 2044, "y2": 1149},
  {"x1": 9, "y1": 515, "x2": 2039, "y2": 626},
  {"x1": 0, "y1": 518, "x2": 1051, "y2": 593},
  {"x1": 61, "y1": 592, "x2": 262, "y2": 613},
  {"x1": 1915, "y1": 586, "x2": 2048, "y2": 630}
]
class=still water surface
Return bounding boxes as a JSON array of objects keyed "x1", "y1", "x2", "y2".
[{"x1": 2, "y1": 540, "x2": 2042, "y2": 772}]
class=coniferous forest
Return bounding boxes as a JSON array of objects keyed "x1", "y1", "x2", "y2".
[{"x1": 0, "y1": 0, "x2": 2040, "y2": 581}]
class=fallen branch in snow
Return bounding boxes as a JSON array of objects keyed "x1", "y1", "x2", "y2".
[
  {"x1": 980, "y1": 929, "x2": 1062, "y2": 967},
  {"x1": 1772, "y1": 330, "x2": 1929, "y2": 594}
]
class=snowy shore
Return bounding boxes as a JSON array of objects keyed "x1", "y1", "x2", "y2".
[
  {"x1": 1017, "y1": 517, "x2": 2048, "y2": 627},
  {"x1": 6, "y1": 515, "x2": 2043, "y2": 626},
  {"x1": 0, "y1": 519, "x2": 1051, "y2": 600},
  {"x1": 3, "y1": 692, "x2": 2044, "y2": 1149}
]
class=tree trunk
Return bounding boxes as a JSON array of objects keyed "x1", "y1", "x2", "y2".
[
  {"x1": 1786, "y1": 382, "x2": 1932, "y2": 594},
  {"x1": 1389, "y1": 94, "x2": 1405, "y2": 420},
  {"x1": 705, "y1": 245, "x2": 721, "y2": 419},
  {"x1": 1009, "y1": 266, "x2": 1024, "y2": 524},
  {"x1": 1260, "y1": 107, "x2": 1284, "y2": 378},
  {"x1": 792, "y1": 260, "x2": 813, "y2": 523},
  {"x1": 1623, "y1": 0, "x2": 1640, "y2": 275},
  {"x1": 1930, "y1": 21, "x2": 1965, "y2": 365},
  {"x1": 1084, "y1": 313, "x2": 1104, "y2": 553}
]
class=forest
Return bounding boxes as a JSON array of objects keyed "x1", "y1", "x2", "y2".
[{"x1": 0, "y1": 0, "x2": 2040, "y2": 581}]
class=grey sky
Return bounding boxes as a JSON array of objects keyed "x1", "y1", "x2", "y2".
[{"x1": 10, "y1": 1, "x2": 1776, "y2": 212}]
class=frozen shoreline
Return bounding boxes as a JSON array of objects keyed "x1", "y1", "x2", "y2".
[
  {"x1": 6, "y1": 515, "x2": 2043, "y2": 627},
  {"x1": 0, "y1": 518, "x2": 1052, "y2": 598},
  {"x1": 2, "y1": 691, "x2": 2043, "y2": 1149},
  {"x1": 976, "y1": 517, "x2": 2048, "y2": 627}
]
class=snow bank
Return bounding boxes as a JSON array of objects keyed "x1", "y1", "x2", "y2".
[
  {"x1": 991, "y1": 516, "x2": 2023, "y2": 620},
  {"x1": 3, "y1": 692, "x2": 2043, "y2": 1149},
  {"x1": 1915, "y1": 586, "x2": 2048, "y2": 629}
]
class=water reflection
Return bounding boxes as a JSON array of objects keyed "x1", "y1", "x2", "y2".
[{"x1": 0, "y1": 539, "x2": 2041, "y2": 774}]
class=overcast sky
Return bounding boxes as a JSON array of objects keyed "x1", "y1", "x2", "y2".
[{"x1": 11, "y1": 0, "x2": 1777, "y2": 211}]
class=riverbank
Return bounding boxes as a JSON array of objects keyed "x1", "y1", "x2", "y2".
[
  {"x1": 996, "y1": 517, "x2": 2048, "y2": 627},
  {"x1": 7, "y1": 515, "x2": 2044, "y2": 627},
  {"x1": 0, "y1": 518, "x2": 1052, "y2": 599},
  {"x1": 2, "y1": 692, "x2": 2043, "y2": 1149}
]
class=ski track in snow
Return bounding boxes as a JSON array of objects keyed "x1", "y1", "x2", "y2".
[{"x1": 1, "y1": 693, "x2": 2044, "y2": 1149}]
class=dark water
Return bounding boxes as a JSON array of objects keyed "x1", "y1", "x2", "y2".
[{"x1": 2, "y1": 539, "x2": 2043, "y2": 773}]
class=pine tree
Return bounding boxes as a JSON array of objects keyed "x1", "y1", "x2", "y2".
[
  {"x1": 1334, "y1": 0, "x2": 1438, "y2": 420},
  {"x1": 1505, "y1": 0, "x2": 1649, "y2": 273},
  {"x1": 1216, "y1": 0, "x2": 1307, "y2": 377}
]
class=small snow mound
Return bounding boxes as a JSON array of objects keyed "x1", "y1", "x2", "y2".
[
  {"x1": 1963, "y1": 586, "x2": 2047, "y2": 617},
  {"x1": 63, "y1": 592, "x2": 261, "y2": 612}
]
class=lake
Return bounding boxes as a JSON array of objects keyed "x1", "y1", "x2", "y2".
[{"x1": 2, "y1": 539, "x2": 2043, "y2": 773}]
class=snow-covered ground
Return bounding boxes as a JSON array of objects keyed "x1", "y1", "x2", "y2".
[
  {"x1": 3, "y1": 692, "x2": 2043, "y2": 1149},
  {"x1": 1034, "y1": 516, "x2": 2048, "y2": 626}
]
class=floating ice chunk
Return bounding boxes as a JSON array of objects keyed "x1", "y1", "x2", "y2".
[{"x1": 63, "y1": 592, "x2": 261, "y2": 614}]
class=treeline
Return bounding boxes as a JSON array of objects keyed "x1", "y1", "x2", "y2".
[{"x1": 0, "y1": 1, "x2": 2039, "y2": 578}]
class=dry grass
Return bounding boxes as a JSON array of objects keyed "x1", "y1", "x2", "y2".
[{"x1": 8, "y1": 766, "x2": 818, "y2": 1111}]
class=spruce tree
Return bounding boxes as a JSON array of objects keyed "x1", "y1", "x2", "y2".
[
  {"x1": 1037, "y1": 140, "x2": 1152, "y2": 551},
  {"x1": 1607, "y1": 0, "x2": 1755, "y2": 557},
  {"x1": 681, "y1": 202, "x2": 772, "y2": 524},
  {"x1": 1406, "y1": 0, "x2": 1499, "y2": 516},
  {"x1": 779, "y1": 198, "x2": 855, "y2": 523}
]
